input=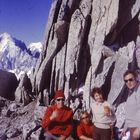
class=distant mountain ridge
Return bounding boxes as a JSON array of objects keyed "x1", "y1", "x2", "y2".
[{"x1": 0, "y1": 32, "x2": 42, "y2": 78}]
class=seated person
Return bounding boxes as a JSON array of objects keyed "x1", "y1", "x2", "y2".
[
  {"x1": 41, "y1": 90, "x2": 73, "y2": 140},
  {"x1": 77, "y1": 111, "x2": 94, "y2": 140}
]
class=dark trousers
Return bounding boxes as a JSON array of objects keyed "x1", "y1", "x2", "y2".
[
  {"x1": 44, "y1": 132, "x2": 59, "y2": 140},
  {"x1": 93, "y1": 126, "x2": 112, "y2": 140},
  {"x1": 113, "y1": 127, "x2": 122, "y2": 140}
]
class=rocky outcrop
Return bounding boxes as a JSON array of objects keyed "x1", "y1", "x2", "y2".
[
  {"x1": 0, "y1": 70, "x2": 18, "y2": 100},
  {"x1": 0, "y1": 97, "x2": 45, "y2": 140},
  {"x1": 15, "y1": 73, "x2": 34, "y2": 105},
  {"x1": 31, "y1": 0, "x2": 140, "y2": 108}
]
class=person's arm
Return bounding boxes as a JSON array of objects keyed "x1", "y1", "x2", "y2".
[
  {"x1": 133, "y1": 127, "x2": 140, "y2": 139},
  {"x1": 58, "y1": 135, "x2": 67, "y2": 140},
  {"x1": 41, "y1": 106, "x2": 55, "y2": 129},
  {"x1": 110, "y1": 105, "x2": 116, "y2": 124},
  {"x1": 121, "y1": 121, "x2": 128, "y2": 137},
  {"x1": 79, "y1": 135, "x2": 93, "y2": 140},
  {"x1": 61, "y1": 110, "x2": 73, "y2": 137},
  {"x1": 77, "y1": 123, "x2": 93, "y2": 140}
]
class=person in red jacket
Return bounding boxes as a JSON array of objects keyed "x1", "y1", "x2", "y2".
[
  {"x1": 42, "y1": 90, "x2": 73, "y2": 140},
  {"x1": 77, "y1": 111, "x2": 94, "y2": 140}
]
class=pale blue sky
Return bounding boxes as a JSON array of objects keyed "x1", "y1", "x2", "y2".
[{"x1": 0, "y1": 0, "x2": 52, "y2": 45}]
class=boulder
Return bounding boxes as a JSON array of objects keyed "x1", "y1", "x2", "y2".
[{"x1": 0, "y1": 70, "x2": 18, "y2": 100}]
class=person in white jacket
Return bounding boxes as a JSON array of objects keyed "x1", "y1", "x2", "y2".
[{"x1": 90, "y1": 87, "x2": 116, "y2": 140}]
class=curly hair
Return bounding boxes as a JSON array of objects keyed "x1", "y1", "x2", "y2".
[{"x1": 90, "y1": 87, "x2": 103, "y2": 99}]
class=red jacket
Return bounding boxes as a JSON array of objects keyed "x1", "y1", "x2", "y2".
[
  {"x1": 77, "y1": 122, "x2": 94, "y2": 138},
  {"x1": 42, "y1": 104, "x2": 73, "y2": 137}
]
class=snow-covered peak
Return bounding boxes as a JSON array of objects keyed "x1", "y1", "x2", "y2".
[
  {"x1": 28, "y1": 42, "x2": 42, "y2": 52},
  {"x1": 0, "y1": 32, "x2": 42, "y2": 77},
  {"x1": 0, "y1": 32, "x2": 14, "y2": 51},
  {"x1": 0, "y1": 32, "x2": 12, "y2": 40},
  {"x1": 27, "y1": 42, "x2": 42, "y2": 58},
  {"x1": 0, "y1": 32, "x2": 27, "y2": 52}
]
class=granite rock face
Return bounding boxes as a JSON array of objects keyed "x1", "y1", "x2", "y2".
[{"x1": 31, "y1": 0, "x2": 140, "y2": 107}]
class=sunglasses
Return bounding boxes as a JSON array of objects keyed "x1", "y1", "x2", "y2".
[
  {"x1": 56, "y1": 98, "x2": 65, "y2": 102},
  {"x1": 81, "y1": 116, "x2": 89, "y2": 120},
  {"x1": 124, "y1": 78, "x2": 135, "y2": 83}
]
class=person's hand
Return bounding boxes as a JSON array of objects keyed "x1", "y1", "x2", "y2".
[
  {"x1": 50, "y1": 110, "x2": 59, "y2": 120},
  {"x1": 121, "y1": 128, "x2": 127, "y2": 137},
  {"x1": 104, "y1": 106, "x2": 110, "y2": 116},
  {"x1": 132, "y1": 127, "x2": 140, "y2": 139},
  {"x1": 80, "y1": 135, "x2": 93, "y2": 140},
  {"x1": 58, "y1": 135, "x2": 66, "y2": 140},
  {"x1": 87, "y1": 138, "x2": 93, "y2": 140}
]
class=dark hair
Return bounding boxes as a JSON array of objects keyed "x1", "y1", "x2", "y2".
[
  {"x1": 123, "y1": 70, "x2": 138, "y2": 79},
  {"x1": 90, "y1": 87, "x2": 103, "y2": 99}
]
